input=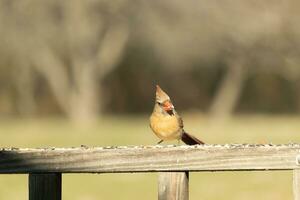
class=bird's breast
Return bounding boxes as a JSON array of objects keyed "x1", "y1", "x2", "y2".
[{"x1": 150, "y1": 113, "x2": 181, "y2": 140}]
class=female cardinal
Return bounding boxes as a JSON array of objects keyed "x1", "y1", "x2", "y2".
[{"x1": 150, "y1": 85, "x2": 204, "y2": 145}]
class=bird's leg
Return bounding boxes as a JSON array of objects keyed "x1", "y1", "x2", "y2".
[
  {"x1": 177, "y1": 139, "x2": 181, "y2": 145},
  {"x1": 157, "y1": 140, "x2": 163, "y2": 144}
]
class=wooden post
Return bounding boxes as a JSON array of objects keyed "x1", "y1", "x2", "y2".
[
  {"x1": 158, "y1": 172, "x2": 189, "y2": 200},
  {"x1": 29, "y1": 173, "x2": 62, "y2": 200},
  {"x1": 294, "y1": 169, "x2": 300, "y2": 200}
]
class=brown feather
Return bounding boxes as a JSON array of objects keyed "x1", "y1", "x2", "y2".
[{"x1": 181, "y1": 132, "x2": 205, "y2": 145}]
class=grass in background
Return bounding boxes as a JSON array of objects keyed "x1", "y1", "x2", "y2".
[{"x1": 0, "y1": 114, "x2": 300, "y2": 200}]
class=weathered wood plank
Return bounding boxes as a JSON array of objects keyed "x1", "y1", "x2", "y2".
[
  {"x1": 0, "y1": 144, "x2": 300, "y2": 173},
  {"x1": 158, "y1": 172, "x2": 188, "y2": 200},
  {"x1": 294, "y1": 169, "x2": 300, "y2": 200},
  {"x1": 29, "y1": 173, "x2": 61, "y2": 200}
]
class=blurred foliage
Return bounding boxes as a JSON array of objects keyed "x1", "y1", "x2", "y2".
[{"x1": 0, "y1": 0, "x2": 300, "y2": 121}]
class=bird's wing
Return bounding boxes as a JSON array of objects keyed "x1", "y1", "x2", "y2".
[{"x1": 176, "y1": 113, "x2": 184, "y2": 129}]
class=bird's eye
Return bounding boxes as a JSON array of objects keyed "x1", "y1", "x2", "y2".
[{"x1": 157, "y1": 102, "x2": 162, "y2": 105}]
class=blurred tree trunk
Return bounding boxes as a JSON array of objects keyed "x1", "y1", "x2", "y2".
[
  {"x1": 31, "y1": 1, "x2": 129, "y2": 125},
  {"x1": 280, "y1": 58, "x2": 300, "y2": 113},
  {"x1": 64, "y1": 1, "x2": 129, "y2": 124},
  {"x1": 32, "y1": 48, "x2": 100, "y2": 124},
  {"x1": 32, "y1": 47, "x2": 71, "y2": 115},
  {"x1": 69, "y1": 62, "x2": 100, "y2": 124},
  {"x1": 294, "y1": 77, "x2": 300, "y2": 112},
  {"x1": 209, "y1": 58, "x2": 247, "y2": 119},
  {"x1": 14, "y1": 64, "x2": 37, "y2": 117}
]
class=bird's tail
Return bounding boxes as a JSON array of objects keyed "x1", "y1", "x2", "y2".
[{"x1": 181, "y1": 131, "x2": 204, "y2": 145}]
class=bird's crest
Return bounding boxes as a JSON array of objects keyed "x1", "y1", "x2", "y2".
[{"x1": 155, "y1": 85, "x2": 170, "y2": 103}]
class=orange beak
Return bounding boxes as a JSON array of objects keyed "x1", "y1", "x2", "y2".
[{"x1": 162, "y1": 101, "x2": 174, "y2": 111}]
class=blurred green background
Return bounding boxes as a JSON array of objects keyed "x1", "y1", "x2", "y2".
[{"x1": 1, "y1": 0, "x2": 300, "y2": 199}]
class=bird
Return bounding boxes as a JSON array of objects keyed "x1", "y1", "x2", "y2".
[{"x1": 149, "y1": 85, "x2": 204, "y2": 145}]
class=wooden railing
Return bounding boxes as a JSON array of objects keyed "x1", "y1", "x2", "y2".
[{"x1": 1, "y1": 144, "x2": 300, "y2": 200}]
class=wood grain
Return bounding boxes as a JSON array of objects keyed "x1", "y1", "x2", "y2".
[
  {"x1": 294, "y1": 169, "x2": 300, "y2": 200},
  {"x1": 29, "y1": 173, "x2": 61, "y2": 200},
  {"x1": 0, "y1": 144, "x2": 300, "y2": 173},
  {"x1": 158, "y1": 172, "x2": 188, "y2": 200}
]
